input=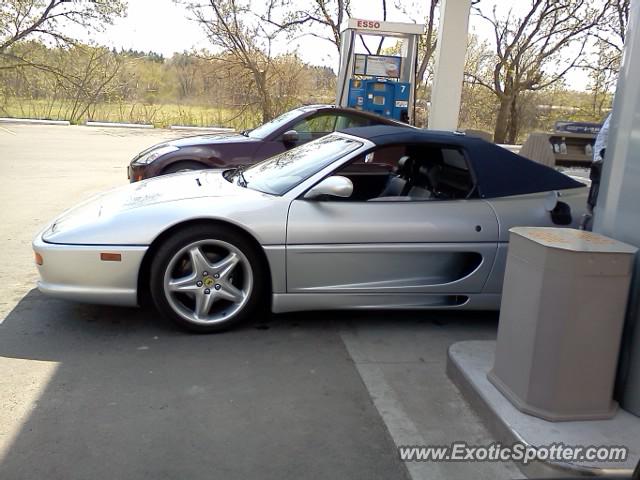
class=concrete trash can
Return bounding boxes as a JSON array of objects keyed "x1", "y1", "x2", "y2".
[{"x1": 489, "y1": 227, "x2": 637, "y2": 421}]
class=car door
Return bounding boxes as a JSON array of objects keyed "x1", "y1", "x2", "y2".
[
  {"x1": 286, "y1": 200, "x2": 499, "y2": 295},
  {"x1": 256, "y1": 110, "x2": 380, "y2": 158},
  {"x1": 285, "y1": 144, "x2": 500, "y2": 296},
  {"x1": 283, "y1": 111, "x2": 377, "y2": 146}
]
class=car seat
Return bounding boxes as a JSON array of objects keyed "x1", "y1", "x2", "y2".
[
  {"x1": 377, "y1": 156, "x2": 414, "y2": 197},
  {"x1": 408, "y1": 165, "x2": 434, "y2": 199}
]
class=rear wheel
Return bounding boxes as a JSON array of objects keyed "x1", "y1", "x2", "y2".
[
  {"x1": 162, "y1": 161, "x2": 207, "y2": 175},
  {"x1": 150, "y1": 225, "x2": 266, "y2": 333}
]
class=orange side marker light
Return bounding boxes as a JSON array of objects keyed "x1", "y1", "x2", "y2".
[{"x1": 100, "y1": 253, "x2": 122, "y2": 262}]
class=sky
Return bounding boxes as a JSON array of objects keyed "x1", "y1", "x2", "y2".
[{"x1": 82, "y1": 0, "x2": 590, "y2": 91}]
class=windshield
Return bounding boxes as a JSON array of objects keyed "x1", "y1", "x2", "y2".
[
  {"x1": 240, "y1": 134, "x2": 362, "y2": 195},
  {"x1": 247, "y1": 108, "x2": 306, "y2": 139}
]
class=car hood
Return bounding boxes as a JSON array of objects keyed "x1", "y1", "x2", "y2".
[
  {"x1": 167, "y1": 132, "x2": 260, "y2": 147},
  {"x1": 44, "y1": 170, "x2": 266, "y2": 241}
]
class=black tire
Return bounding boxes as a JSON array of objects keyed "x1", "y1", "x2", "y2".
[
  {"x1": 162, "y1": 161, "x2": 207, "y2": 175},
  {"x1": 150, "y1": 224, "x2": 267, "y2": 333}
]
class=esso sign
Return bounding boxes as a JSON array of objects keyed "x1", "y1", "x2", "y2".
[
  {"x1": 356, "y1": 20, "x2": 381, "y2": 30},
  {"x1": 347, "y1": 18, "x2": 425, "y2": 35}
]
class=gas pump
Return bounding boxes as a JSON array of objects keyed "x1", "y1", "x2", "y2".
[
  {"x1": 348, "y1": 77, "x2": 410, "y2": 122},
  {"x1": 335, "y1": 19, "x2": 424, "y2": 124}
]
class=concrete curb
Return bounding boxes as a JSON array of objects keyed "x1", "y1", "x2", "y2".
[
  {"x1": 85, "y1": 121, "x2": 154, "y2": 129},
  {"x1": 0, "y1": 117, "x2": 70, "y2": 126},
  {"x1": 447, "y1": 340, "x2": 638, "y2": 478},
  {"x1": 169, "y1": 125, "x2": 234, "y2": 132}
]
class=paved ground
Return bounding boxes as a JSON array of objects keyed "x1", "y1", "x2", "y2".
[
  {"x1": 0, "y1": 124, "x2": 520, "y2": 479},
  {"x1": 0, "y1": 124, "x2": 186, "y2": 320}
]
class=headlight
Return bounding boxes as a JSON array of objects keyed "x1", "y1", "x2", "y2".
[{"x1": 133, "y1": 145, "x2": 179, "y2": 165}]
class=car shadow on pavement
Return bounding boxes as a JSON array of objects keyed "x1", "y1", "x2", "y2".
[{"x1": 0, "y1": 289, "x2": 411, "y2": 480}]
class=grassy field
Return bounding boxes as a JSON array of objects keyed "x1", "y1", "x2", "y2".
[{"x1": 0, "y1": 97, "x2": 262, "y2": 130}]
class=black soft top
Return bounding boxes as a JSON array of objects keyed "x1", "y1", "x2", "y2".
[{"x1": 338, "y1": 125, "x2": 585, "y2": 199}]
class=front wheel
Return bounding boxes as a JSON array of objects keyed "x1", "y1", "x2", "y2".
[{"x1": 150, "y1": 225, "x2": 266, "y2": 333}]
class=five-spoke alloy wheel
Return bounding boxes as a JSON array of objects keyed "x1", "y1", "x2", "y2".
[{"x1": 150, "y1": 225, "x2": 265, "y2": 332}]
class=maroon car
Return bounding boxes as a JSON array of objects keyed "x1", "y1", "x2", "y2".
[{"x1": 127, "y1": 105, "x2": 405, "y2": 182}]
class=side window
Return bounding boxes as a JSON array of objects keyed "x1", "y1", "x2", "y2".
[
  {"x1": 292, "y1": 114, "x2": 337, "y2": 142},
  {"x1": 293, "y1": 113, "x2": 372, "y2": 141},
  {"x1": 411, "y1": 146, "x2": 475, "y2": 200},
  {"x1": 342, "y1": 145, "x2": 406, "y2": 171},
  {"x1": 334, "y1": 114, "x2": 371, "y2": 130},
  {"x1": 441, "y1": 148, "x2": 469, "y2": 170},
  {"x1": 326, "y1": 143, "x2": 475, "y2": 202},
  {"x1": 332, "y1": 146, "x2": 408, "y2": 201}
]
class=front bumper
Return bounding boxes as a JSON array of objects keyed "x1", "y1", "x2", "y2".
[
  {"x1": 128, "y1": 163, "x2": 147, "y2": 183},
  {"x1": 33, "y1": 232, "x2": 148, "y2": 307}
]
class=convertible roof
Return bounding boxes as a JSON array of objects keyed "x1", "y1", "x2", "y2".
[{"x1": 338, "y1": 125, "x2": 585, "y2": 199}]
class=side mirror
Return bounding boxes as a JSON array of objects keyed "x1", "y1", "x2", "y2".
[
  {"x1": 304, "y1": 176, "x2": 353, "y2": 200},
  {"x1": 282, "y1": 130, "x2": 299, "y2": 146}
]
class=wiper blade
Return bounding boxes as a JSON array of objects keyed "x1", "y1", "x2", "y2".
[{"x1": 235, "y1": 167, "x2": 248, "y2": 187}]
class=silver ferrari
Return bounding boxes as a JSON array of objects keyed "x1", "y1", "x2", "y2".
[{"x1": 33, "y1": 125, "x2": 588, "y2": 332}]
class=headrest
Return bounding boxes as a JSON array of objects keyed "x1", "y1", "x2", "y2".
[{"x1": 398, "y1": 156, "x2": 413, "y2": 173}]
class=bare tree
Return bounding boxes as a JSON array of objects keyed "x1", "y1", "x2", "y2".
[
  {"x1": 584, "y1": 41, "x2": 615, "y2": 118},
  {"x1": 183, "y1": 0, "x2": 299, "y2": 122},
  {"x1": 582, "y1": 0, "x2": 629, "y2": 117},
  {"x1": 415, "y1": 0, "x2": 438, "y2": 84},
  {"x1": 170, "y1": 53, "x2": 201, "y2": 99},
  {"x1": 61, "y1": 46, "x2": 123, "y2": 123},
  {"x1": 596, "y1": 0, "x2": 629, "y2": 54},
  {"x1": 459, "y1": 34, "x2": 496, "y2": 130},
  {"x1": 388, "y1": 0, "x2": 439, "y2": 127},
  {"x1": 471, "y1": 0, "x2": 607, "y2": 143},
  {"x1": 274, "y1": 0, "x2": 353, "y2": 51},
  {"x1": 0, "y1": 0, "x2": 125, "y2": 89},
  {"x1": 0, "y1": 0, "x2": 125, "y2": 54}
]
